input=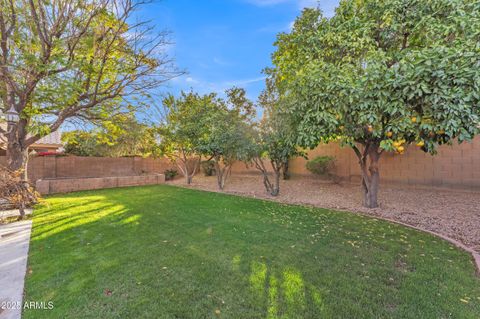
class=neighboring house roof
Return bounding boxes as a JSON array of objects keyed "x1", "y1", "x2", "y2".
[
  {"x1": 35, "y1": 130, "x2": 62, "y2": 146},
  {"x1": 0, "y1": 123, "x2": 62, "y2": 149}
]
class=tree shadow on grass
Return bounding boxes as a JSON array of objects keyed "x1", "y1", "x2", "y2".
[{"x1": 23, "y1": 185, "x2": 480, "y2": 319}]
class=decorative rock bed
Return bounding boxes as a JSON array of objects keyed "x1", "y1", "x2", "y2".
[{"x1": 36, "y1": 174, "x2": 165, "y2": 195}]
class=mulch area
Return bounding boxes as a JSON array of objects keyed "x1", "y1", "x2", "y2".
[{"x1": 171, "y1": 174, "x2": 480, "y2": 253}]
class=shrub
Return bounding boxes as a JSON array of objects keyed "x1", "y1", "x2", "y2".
[
  {"x1": 201, "y1": 160, "x2": 216, "y2": 176},
  {"x1": 306, "y1": 156, "x2": 336, "y2": 176},
  {"x1": 164, "y1": 169, "x2": 178, "y2": 181}
]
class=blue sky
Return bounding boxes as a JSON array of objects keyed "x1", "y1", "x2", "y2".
[{"x1": 137, "y1": 0, "x2": 339, "y2": 103}]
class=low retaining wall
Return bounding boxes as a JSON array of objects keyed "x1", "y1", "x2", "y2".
[
  {"x1": 0, "y1": 155, "x2": 175, "y2": 184},
  {"x1": 36, "y1": 174, "x2": 166, "y2": 195}
]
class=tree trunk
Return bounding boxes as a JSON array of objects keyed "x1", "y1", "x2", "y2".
[
  {"x1": 354, "y1": 143, "x2": 381, "y2": 209},
  {"x1": 177, "y1": 155, "x2": 200, "y2": 185},
  {"x1": 214, "y1": 160, "x2": 232, "y2": 190},
  {"x1": 6, "y1": 120, "x2": 32, "y2": 181},
  {"x1": 18, "y1": 203, "x2": 26, "y2": 221},
  {"x1": 6, "y1": 139, "x2": 28, "y2": 172},
  {"x1": 261, "y1": 173, "x2": 273, "y2": 195},
  {"x1": 271, "y1": 168, "x2": 281, "y2": 196},
  {"x1": 214, "y1": 161, "x2": 224, "y2": 189},
  {"x1": 253, "y1": 158, "x2": 282, "y2": 197},
  {"x1": 366, "y1": 149, "x2": 380, "y2": 208},
  {"x1": 176, "y1": 160, "x2": 189, "y2": 184},
  {"x1": 282, "y1": 160, "x2": 290, "y2": 180}
]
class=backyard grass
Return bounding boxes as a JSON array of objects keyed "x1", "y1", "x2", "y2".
[{"x1": 24, "y1": 184, "x2": 480, "y2": 318}]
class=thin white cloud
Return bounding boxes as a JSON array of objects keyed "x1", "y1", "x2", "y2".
[
  {"x1": 213, "y1": 57, "x2": 232, "y2": 66},
  {"x1": 227, "y1": 76, "x2": 267, "y2": 87},
  {"x1": 245, "y1": 0, "x2": 318, "y2": 9},
  {"x1": 298, "y1": 0, "x2": 319, "y2": 9},
  {"x1": 245, "y1": 0, "x2": 289, "y2": 6},
  {"x1": 185, "y1": 77, "x2": 198, "y2": 84},
  {"x1": 179, "y1": 76, "x2": 266, "y2": 95}
]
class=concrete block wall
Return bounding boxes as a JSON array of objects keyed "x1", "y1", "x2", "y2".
[
  {"x1": 1, "y1": 136, "x2": 479, "y2": 191},
  {"x1": 232, "y1": 137, "x2": 480, "y2": 190},
  {"x1": 36, "y1": 174, "x2": 166, "y2": 195},
  {"x1": 0, "y1": 155, "x2": 176, "y2": 183}
]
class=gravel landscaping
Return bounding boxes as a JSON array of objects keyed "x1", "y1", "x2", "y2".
[{"x1": 171, "y1": 174, "x2": 480, "y2": 253}]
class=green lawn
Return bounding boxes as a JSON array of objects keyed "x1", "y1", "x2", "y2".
[{"x1": 24, "y1": 185, "x2": 480, "y2": 318}]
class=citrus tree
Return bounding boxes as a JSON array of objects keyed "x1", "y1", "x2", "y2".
[
  {"x1": 158, "y1": 92, "x2": 216, "y2": 184},
  {"x1": 247, "y1": 77, "x2": 305, "y2": 196},
  {"x1": 271, "y1": 1, "x2": 480, "y2": 207},
  {"x1": 197, "y1": 88, "x2": 256, "y2": 190}
]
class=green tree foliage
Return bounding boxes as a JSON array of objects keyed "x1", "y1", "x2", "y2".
[
  {"x1": 249, "y1": 78, "x2": 305, "y2": 196},
  {"x1": 271, "y1": 1, "x2": 480, "y2": 207},
  {"x1": 158, "y1": 91, "x2": 217, "y2": 184},
  {"x1": 62, "y1": 114, "x2": 160, "y2": 157},
  {"x1": 197, "y1": 88, "x2": 256, "y2": 190},
  {"x1": 0, "y1": 0, "x2": 179, "y2": 172},
  {"x1": 62, "y1": 131, "x2": 101, "y2": 157}
]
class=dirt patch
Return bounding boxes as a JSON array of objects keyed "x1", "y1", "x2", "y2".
[{"x1": 171, "y1": 174, "x2": 480, "y2": 253}]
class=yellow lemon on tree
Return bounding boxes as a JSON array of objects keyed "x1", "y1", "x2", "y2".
[
  {"x1": 411, "y1": 117, "x2": 417, "y2": 123},
  {"x1": 386, "y1": 131, "x2": 393, "y2": 138}
]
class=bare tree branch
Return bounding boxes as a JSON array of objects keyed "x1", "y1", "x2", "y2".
[{"x1": 0, "y1": 0, "x2": 182, "y2": 170}]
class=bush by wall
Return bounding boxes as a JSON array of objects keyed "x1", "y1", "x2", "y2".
[
  {"x1": 201, "y1": 160, "x2": 216, "y2": 176},
  {"x1": 164, "y1": 169, "x2": 178, "y2": 181},
  {"x1": 306, "y1": 156, "x2": 336, "y2": 175}
]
